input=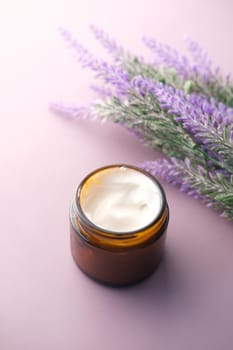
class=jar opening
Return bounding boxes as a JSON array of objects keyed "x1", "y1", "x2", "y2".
[{"x1": 75, "y1": 165, "x2": 167, "y2": 236}]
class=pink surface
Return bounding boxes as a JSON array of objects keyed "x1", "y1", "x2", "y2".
[{"x1": 1, "y1": 1, "x2": 233, "y2": 349}]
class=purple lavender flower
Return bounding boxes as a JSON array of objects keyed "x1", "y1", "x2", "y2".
[
  {"x1": 143, "y1": 36, "x2": 216, "y2": 83},
  {"x1": 141, "y1": 158, "x2": 204, "y2": 200},
  {"x1": 185, "y1": 37, "x2": 214, "y2": 82},
  {"x1": 59, "y1": 28, "x2": 130, "y2": 95},
  {"x1": 150, "y1": 83, "x2": 233, "y2": 171},
  {"x1": 89, "y1": 25, "x2": 122, "y2": 56},
  {"x1": 50, "y1": 101, "x2": 93, "y2": 120},
  {"x1": 142, "y1": 36, "x2": 191, "y2": 79},
  {"x1": 89, "y1": 85, "x2": 113, "y2": 98},
  {"x1": 153, "y1": 82, "x2": 233, "y2": 136},
  {"x1": 130, "y1": 75, "x2": 158, "y2": 95},
  {"x1": 141, "y1": 158, "x2": 212, "y2": 203},
  {"x1": 125, "y1": 75, "x2": 233, "y2": 149},
  {"x1": 129, "y1": 73, "x2": 233, "y2": 170}
]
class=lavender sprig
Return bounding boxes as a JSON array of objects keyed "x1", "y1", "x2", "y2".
[
  {"x1": 94, "y1": 90, "x2": 209, "y2": 167},
  {"x1": 143, "y1": 35, "x2": 233, "y2": 106},
  {"x1": 89, "y1": 25, "x2": 123, "y2": 56},
  {"x1": 142, "y1": 158, "x2": 233, "y2": 219},
  {"x1": 90, "y1": 27, "x2": 233, "y2": 106},
  {"x1": 59, "y1": 28, "x2": 130, "y2": 95},
  {"x1": 185, "y1": 37, "x2": 214, "y2": 82},
  {"x1": 142, "y1": 37, "x2": 191, "y2": 80},
  {"x1": 89, "y1": 85, "x2": 113, "y2": 98},
  {"x1": 50, "y1": 101, "x2": 92, "y2": 120},
  {"x1": 142, "y1": 158, "x2": 211, "y2": 202},
  {"x1": 152, "y1": 83, "x2": 233, "y2": 172}
]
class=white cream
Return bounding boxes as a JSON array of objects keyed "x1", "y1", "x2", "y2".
[{"x1": 81, "y1": 166, "x2": 163, "y2": 233}]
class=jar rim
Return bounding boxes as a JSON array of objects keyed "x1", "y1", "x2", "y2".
[{"x1": 74, "y1": 164, "x2": 168, "y2": 237}]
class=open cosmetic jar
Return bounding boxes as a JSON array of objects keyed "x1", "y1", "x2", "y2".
[{"x1": 70, "y1": 165, "x2": 169, "y2": 286}]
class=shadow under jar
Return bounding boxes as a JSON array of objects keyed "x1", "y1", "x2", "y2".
[{"x1": 70, "y1": 165, "x2": 169, "y2": 286}]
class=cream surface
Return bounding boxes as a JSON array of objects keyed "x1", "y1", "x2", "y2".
[{"x1": 81, "y1": 166, "x2": 163, "y2": 232}]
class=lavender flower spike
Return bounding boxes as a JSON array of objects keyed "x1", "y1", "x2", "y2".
[
  {"x1": 142, "y1": 36, "x2": 190, "y2": 79},
  {"x1": 185, "y1": 36, "x2": 213, "y2": 82},
  {"x1": 89, "y1": 85, "x2": 113, "y2": 98},
  {"x1": 141, "y1": 158, "x2": 212, "y2": 203},
  {"x1": 59, "y1": 27, "x2": 130, "y2": 95},
  {"x1": 89, "y1": 25, "x2": 122, "y2": 56},
  {"x1": 152, "y1": 83, "x2": 233, "y2": 171},
  {"x1": 50, "y1": 101, "x2": 92, "y2": 120}
]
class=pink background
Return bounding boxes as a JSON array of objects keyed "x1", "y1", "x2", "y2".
[{"x1": 1, "y1": 1, "x2": 233, "y2": 349}]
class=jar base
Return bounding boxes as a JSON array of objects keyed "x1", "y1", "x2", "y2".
[
  {"x1": 71, "y1": 252, "x2": 163, "y2": 287},
  {"x1": 70, "y1": 224, "x2": 167, "y2": 287}
]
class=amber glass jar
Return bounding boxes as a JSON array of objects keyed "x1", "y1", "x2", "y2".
[{"x1": 70, "y1": 165, "x2": 169, "y2": 286}]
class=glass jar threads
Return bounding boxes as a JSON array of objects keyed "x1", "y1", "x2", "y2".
[{"x1": 70, "y1": 165, "x2": 169, "y2": 286}]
